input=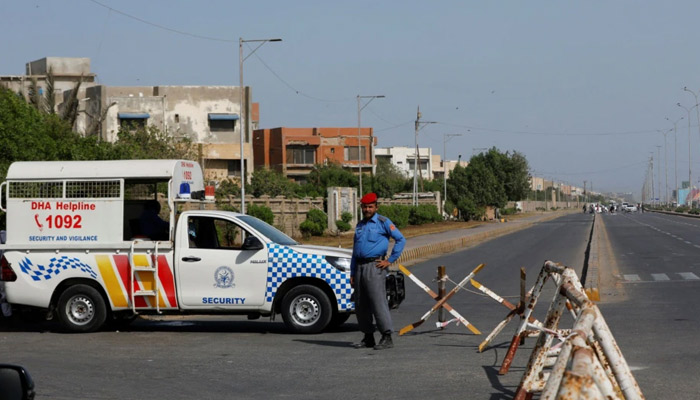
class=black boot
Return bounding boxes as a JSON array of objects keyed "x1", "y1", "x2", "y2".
[
  {"x1": 373, "y1": 333, "x2": 393, "y2": 350},
  {"x1": 353, "y1": 333, "x2": 375, "y2": 349}
]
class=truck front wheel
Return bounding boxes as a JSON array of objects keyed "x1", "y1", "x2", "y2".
[
  {"x1": 56, "y1": 284, "x2": 107, "y2": 333},
  {"x1": 281, "y1": 285, "x2": 332, "y2": 334}
]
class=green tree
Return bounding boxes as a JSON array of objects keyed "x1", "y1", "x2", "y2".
[
  {"x1": 249, "y1": 167, "x2": 297, "y2": 198},
  {"x1": 367, "y1": 158, "x2": 408, "y2": 198},
  {"x1": 110, "y1": 125, "x2": 195, "y2": 160},
  {"x1": 298, "y1": 162, "x2": 357, "y2": 198}
]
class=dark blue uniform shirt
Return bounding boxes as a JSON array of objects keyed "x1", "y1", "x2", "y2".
[{"x1": 351, "y1": 213, "x2": 406, "y2": 276}]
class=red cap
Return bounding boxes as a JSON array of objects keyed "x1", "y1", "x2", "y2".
[{"x1": 360, "y1": 192, "x2": 378, "y2": 204}]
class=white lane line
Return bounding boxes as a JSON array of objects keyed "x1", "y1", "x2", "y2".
[
  {"x1": 678, "y1": 272, "x2": 700, "y2": 280},
  {"x1": 651, "y1": 273, "x2": 670, "y2": 281},
  {"x1": 623, "y1": 274, "x2": 641, "y2": 281}
]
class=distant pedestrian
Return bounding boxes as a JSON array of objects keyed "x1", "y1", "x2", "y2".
[{"x1": 351, "y1": 193, "x2": 406, "y2": 350}]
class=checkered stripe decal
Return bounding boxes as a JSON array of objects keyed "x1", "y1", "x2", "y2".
[
  {"x1": 18, "y1": 256, "x2": 98, "y2": 281},
  {"x1": 266, "y1": 244, "x2": 353, "y2": 311}
]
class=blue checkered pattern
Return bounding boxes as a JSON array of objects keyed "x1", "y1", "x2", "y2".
[
  {"x1": 18, "y1": 256, "x2": 98, "y2": 281},
  {"x1": 266, "y1": 244, "x2": 354, "y2": 311}
]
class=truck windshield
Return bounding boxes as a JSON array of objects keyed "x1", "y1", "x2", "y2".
[{"x1": 239, "y1": 215, "x2": 298, "y2": 246}]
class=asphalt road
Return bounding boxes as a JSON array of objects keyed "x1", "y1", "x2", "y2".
[
  {"x1": 596, "y1": 211, "x2": 700, "y2": 399},
  {"x1": 0, "y1": 212, "x2": 637, "y2": 399}
]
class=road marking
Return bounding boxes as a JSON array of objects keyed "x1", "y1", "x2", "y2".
[
  {"x1": 678, "y1": 272, "x2": 700, "y2": 280},
  {"x1": 623, "y1": 274, "x2": 640, "y2": 281},
  {"x1": 651, "y1": 273, "x2": 670, "y2": 281}
]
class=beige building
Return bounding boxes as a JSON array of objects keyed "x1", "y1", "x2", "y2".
[
  {"x1": 0, "y1": 57, "x2": 97, "y2": 133},
  {"x1": 1, "y1": 56, "x2": 260, "y2": 183},
  {"x1": 431, "y1": 155, "x2": 469, "y2": 180},
  {"x1": 84, "y1": 85, "x2": 258, "y2": 181}
]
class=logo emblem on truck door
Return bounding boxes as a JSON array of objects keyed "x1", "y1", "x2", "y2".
[{"x1": 214, "y1": 266, "x2": 235, "y2": 288}]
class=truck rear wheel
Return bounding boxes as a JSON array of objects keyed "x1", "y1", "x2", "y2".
[
  {"x1": 281, "y1": 285, "x2": 332, "y2": 334},
  {"x1": 56, "y1": 284, "x2": 107, "y2": 333}
]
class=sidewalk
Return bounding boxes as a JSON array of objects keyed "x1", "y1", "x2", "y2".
[{"x1": 396, "y1": 209, "x2": 579, "y2": 267}]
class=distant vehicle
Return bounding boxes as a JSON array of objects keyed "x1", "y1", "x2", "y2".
[{"x1": 625, "y1": 204, "x2": 637, "y2": 212}]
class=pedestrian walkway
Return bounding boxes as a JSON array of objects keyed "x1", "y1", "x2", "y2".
[{"x1": 397, "y1": 209, "x2": 580, "y2": 266}]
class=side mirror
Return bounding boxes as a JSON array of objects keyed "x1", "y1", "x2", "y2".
[
  {"x1": 0, "y1": 364, "x2": 35, "y2": 400},
  {"x1": 242, "y1": 236, "x2": 264, "y2": 251}
]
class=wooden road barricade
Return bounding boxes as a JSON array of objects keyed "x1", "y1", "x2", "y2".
[{"x1": 398, "y1": 264, "x2": 482, "y2": 336}]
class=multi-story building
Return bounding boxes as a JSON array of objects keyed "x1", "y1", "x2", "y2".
[
  {"x1": 375, "y1": 146, "x2": 433, "y2": 180},
  {"x1": 0, "y1": 57, "x2": 97, "y2": 133},
  {"x1": 252, "y1": 127, "x2": 375, "y2": 182},
  {"x1": 84, "y1": 85, "x2": 258, "y2": 181},
  {"x1": 1, "y1": 57, "x2": 259, "y2": 182},
  {"x1": 431, "y1": 154, "x2": 469, "y2": 180}
]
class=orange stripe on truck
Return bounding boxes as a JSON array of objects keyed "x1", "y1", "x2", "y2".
[{"x1": 95, "y1": 255, "x2": 128, "y2": 308}]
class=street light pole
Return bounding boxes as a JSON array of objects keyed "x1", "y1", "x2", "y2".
[
  {"x1": 239, "y1": 37, "x2": 282, "y2": 214},
  {"x1": 656, "y1": 145, "x2": 661, "y2": 206},
  {"x1": 443, "y1": 133, "x2": 462, "y2": 214},
  {"x1": 357, "y1": 95, "x2": 385, "y2": 198},
  {"x1": 667, "y1": 116, "x2": 683, "y2": 204},
  {"x1": 677, "y1": 103, "x2": 695, "y2": 205},
  {"x1": 413, "y1": 106, "x2": 436, "y2": 206}
]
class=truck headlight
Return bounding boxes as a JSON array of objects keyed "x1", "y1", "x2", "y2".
[{"x1": 326, "y1": 256, "x2": 351, "y2": 272}]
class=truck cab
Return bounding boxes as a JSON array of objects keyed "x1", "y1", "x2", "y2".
[{"x1": 0, "y1": 160, "x2": 353, "y2": 333}]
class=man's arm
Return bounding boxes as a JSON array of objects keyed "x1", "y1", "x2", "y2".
[{"x1": 385, "y1": 220, "x2": 405, "y2": 264}]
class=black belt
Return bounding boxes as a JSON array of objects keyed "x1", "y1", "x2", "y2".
[{"x1": 356, "y1": 257, "x2": 384, "y2": 264}]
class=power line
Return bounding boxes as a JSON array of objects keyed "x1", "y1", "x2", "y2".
[
  {"x1": 436, "y1": 121, "x2": 685, "y2": 137},
  {"x1": 87, "y1": 0, "x2": 235, "y2": 42},
  {"x1": 248, "y1": 49, "x2": 352, "y2": 103}
]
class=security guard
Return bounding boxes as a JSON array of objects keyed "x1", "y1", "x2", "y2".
[{"x1": 351, "y1": 192, "x2": 405, "y2": 350}]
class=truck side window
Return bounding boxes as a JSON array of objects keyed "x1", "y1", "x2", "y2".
[{"x1": 188, "y1": 217, "x2": 248, "y2": 250}]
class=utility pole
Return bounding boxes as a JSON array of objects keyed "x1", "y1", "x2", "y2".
[
  {"x1": 413, "y1": 106, "x2": 436, "y2": 206},
  {"x1": 648, "y1": 156, "x2": 654, "y2": 205},
  {"x1": 443, "y1": 133, "x2": 462, "y2": 215},
  {"x1": 656, "y1": 145, "x2": 662, "y2": 206},
  {"x1": 583, "y1": 180, "x2": 587, "y2": 206}
]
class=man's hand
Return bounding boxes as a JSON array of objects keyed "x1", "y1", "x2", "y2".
[
  {"x1": 375, "y1": 260, "x2": 391, "y2": 269},
  {"x1": 350, "y1": 276, "x2": 354, "y2": 287}
]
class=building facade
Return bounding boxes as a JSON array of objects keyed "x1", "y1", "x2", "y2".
[
  {"x1": 252, "y1": 127, "x2": 375, "y2": 182},
  {"x1": 0, "y1": 57, "x2": 97, "y2": 133},
  {"x1": 375, "y1": 146, "x2": 433, "y2": 180},
  {"x1": 84, "y1": 85, "x2": 258, "y2": 181}
]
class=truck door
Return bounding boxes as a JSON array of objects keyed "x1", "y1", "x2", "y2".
[{"x1": 176, "y1": 215, "x2": 268, "y2": 308}]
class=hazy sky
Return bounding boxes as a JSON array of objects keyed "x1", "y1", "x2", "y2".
[{"x1": 3, "y1": 1, "x2": 700, "y2": 199}]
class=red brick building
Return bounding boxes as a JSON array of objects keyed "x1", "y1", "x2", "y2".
[{"x1": 253, "y1": 127, "x2": 376, "y2": 182}]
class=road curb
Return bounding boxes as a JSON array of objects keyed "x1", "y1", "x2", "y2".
[
  {"x1": 396, "y1": 210, "x2": 579, "y2": 268},
  {"x1": 582, "y1": 213, "x2": 600, "y2": 301}
]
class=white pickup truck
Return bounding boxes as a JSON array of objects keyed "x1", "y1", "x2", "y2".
[{"x1": 0, "y1": 160, "x2": 354, "y2": 333}]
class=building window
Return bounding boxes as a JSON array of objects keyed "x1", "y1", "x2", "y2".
[
  {"x1": 407, "y1": 159, "x2": 429, "y2": 171},
  {"x1": 208, "y1": 113, "x2": 239, "y2": 132},
  {"x1": 227, "y1": 159, "x2": 247, "y2": 177},
  {"x1": 344, "y1": 146, "x2": 366, "y2": 161},
  {"x1": 286, "y1": 146, "x2": 315, "y2": 165},
  {"x1": 118, "y1": 113, "x2": 149, "y2": 129}
]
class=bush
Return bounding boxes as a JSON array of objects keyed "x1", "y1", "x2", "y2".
[
  {"x1": 409, "y1": 204, "x2": 442, "y2": 225},
  {"x1": 299, "y1": 220, "x2": 323, "y2": 238},
  {"x1": 535, "y1": 207, "x2": 546, "y2": 211},
  {"x1": 248, "y1": 204, "x2": 274, "y2": 225},
  {"x1": 500, "y1": 207, "x2": 518, "y2": 216},
  {"x1": 676, "y1": 205, "x2": 690, "y2": 213},
  {"x1": 340, "y1": 211, "x2": 353, "y2": 223},
  {"x1": 690, "y1": 208, "x2": 700, "y2": 215},
  {"x1": 299, "y1": 208, "x2": 327, "y2": 238},
  {"x1": 307, "y1": 209, "x2": 327, "y2": 231},
  {"x1": 335, "y1": 220, "x2": 351, "y2": 232},
  {"x1": 378, "y1": 204, "x2": 410, "y2": 228}
]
